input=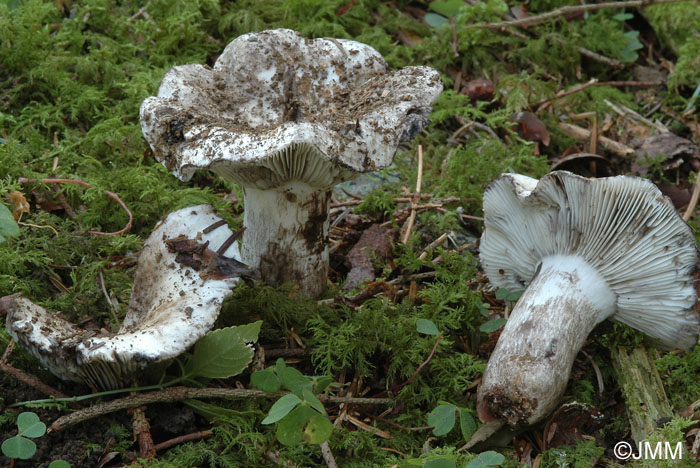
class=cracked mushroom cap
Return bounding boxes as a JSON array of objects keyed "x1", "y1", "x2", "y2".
[
  {"x1": 4, "y1": 205, "x2": 251, "y2": 390},
  {"x1": 140, "y1": 28, "x2": 443, "y2": 189},
  {"x1": 480, "y1": 171, "x2": 700, "y2": 349}
]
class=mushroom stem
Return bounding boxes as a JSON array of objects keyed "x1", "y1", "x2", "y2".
[
  {"x1": 477, "y1": 255, "x2": 616, "y2": 426},
  {"x1": 241, "y1": 182, "x2": 330, "y2": 297}
]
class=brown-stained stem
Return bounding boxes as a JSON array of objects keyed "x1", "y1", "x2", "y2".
[
  {"x1": 155, "y1": 430, "x2": 213, "y2": 451},
  {"x1": 48, "y1": 387, "x2": 393, "y2": 432},
  {"x1": 18, "y1": 177, "x2": 133, "y2": 236},
  {"x1": 466, "y1": 0, "x2": 685, "y2": 30}
]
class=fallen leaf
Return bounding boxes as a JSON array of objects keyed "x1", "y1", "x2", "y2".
[
  {"x1": 542, "y1": 402, "x2": 603, "y2": 450},
  {"x1": 7, "y1": 191, "x2": 30, "y2": 221},
  {"x1": 461, "y1": 79, "x2": 495, "y2": 103},
  {"x1": 344, "y1": 224, "x2": 394, "y2": 291},
  {"x1": 512, "y1": 111, "x2": 550, "y2": 146},
  {"x1": 632, "y1": 133, "x2": 700, "y2": 176}
]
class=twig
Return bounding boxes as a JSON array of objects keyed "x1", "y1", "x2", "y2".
[
  {"x1": 0, "y1": 361, "x2": 76, "y2": 403},
  {"x1": 1, "y1": 340, "x2": 15, "y2": 364},
  {"x1": 131, "y1": 405, "x2": 156, "y2": 459},
  {"x1": 449, "y1": 18, "x2": 459, "y2": 57},
  {"x1": 466, "y1": 0, "x2": 686, "y2": 30},
  {"x1": 48, "y1": 387, "x2": 393, "y2": 432},
  {"x1": 537, "y1": 80, "x2": 664, "y2": 110},
  {"x1": 580, "y1": 350, "x2": 604, "y2": 399},
  {"x1": 320, "y1": 441, "x2": 339, "y2": 468},
  {"x1": 18, "y1": 178, "x2": 133, "y2": 236},
  {"x1": 418, "y1": 233, "x2": 449, "y2": 260},
  {"x1": 373, "y1": 335, "x2": 443, "y2": 398},
  {"x1": 604, "y1": 99, "x2": 669, "y2": 133},
  {"x1": 683, "y1": 180, "x2": 700, "y2": 221},
  {"x1": 575, "y1": 45, "x2": 622, "y2": 68},
  {"x1": 559, "y1": 122, "x2": 634, "y2": 156},
  {"x1": 536, "y1": 79, "x2": 598, "y2": 110},
  {"x1": 98, "y1": 268, "x2": 120, "y2": 327},
  {"x1": 155, "y1": 430, "x2": 213, "y2": 451},
  {"x1": 401, "y1": 145, "x2": 424, "y2": 243}
]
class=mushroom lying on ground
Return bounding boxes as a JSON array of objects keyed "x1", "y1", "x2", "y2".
[
  {"x1": 476, "y1": 170, "x2": 700, "y2": 427},
  {"x1": 3, "y1": 205, "x2": 256, "y2": 390},
  {"x1": 140, "y1": 28, "x2": 443, "y2": 296}
]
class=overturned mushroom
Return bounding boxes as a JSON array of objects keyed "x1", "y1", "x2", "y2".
[
  {"x1": 3, "y1": 205, "x2": 256, "y2": 390},
  {"x1": 477, "y1": 171, "x2": 700, "y2": 427},
  {"x1": 140, "y1": 28, "x2": 443, "y2": 296}
]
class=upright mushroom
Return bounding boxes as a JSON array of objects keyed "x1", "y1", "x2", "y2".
[
  {"x1": 3, "y1": 205, "x2": 255, "y2": 390},
  {"x1": 140, "y1": 28, "x2": 443, "y2": 296},
  {"x1": 477, "y1": 171, "x2": 700, "y2": 427}
]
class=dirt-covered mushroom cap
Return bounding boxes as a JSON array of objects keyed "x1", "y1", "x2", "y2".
[
  {"x1": 140, "y1": 28, "x2": 443, "y2": 296},
  {"x1": 477, "y1": 171, "x2": 699, "y2": 426},
  {"x1": 4, "y1": 205, "x2": 253, "y2": 390}
]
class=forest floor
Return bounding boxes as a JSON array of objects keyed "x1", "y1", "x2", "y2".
[{"x1": 1, "y1": 0, "x2": 700, "y2": 467}]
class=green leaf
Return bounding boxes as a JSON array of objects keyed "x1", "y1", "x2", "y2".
[
  {"x1": 428, "y1": 0, "x2": 463, "y2": 17},
  {"x1": 459, "y1": 409, "x2": 477, "y2": 442},
  {"x1": 477, "y1": 302, "x2": 491, "y2": 317},
  {"x1": 276, "y1": 404, "x2": 316, "y2": 446},
  {"x1": 425, "y1": 458, "x2": 457, "y2": 468},
  {"x1": 235, "y1": 320, "x2": 264, "y2": 342},
  {"x1": 1, "y1": 436, "x2": 36, "y2": 459},
  {"x1": 251, "y1": 367, "x2": 281, "y2": 393},
  {"x1": 612, "y1": 12, "x2": 633, "y2": 21},
  {"x1": 464, "y1": 451, "x2": 506, "y2": 468},
  {"x1": 618, "y1": 30, "x2": 643, "y2": 63},
  {"x1": 428, "y1": 404, "x2": 456, "y2": 436},
  {"x1": 184, "y1": 399, "x2": 243, "y2": 420},
  {"x1": 17, "y1": 412, "x2": 46, "y2": 438},
  {"x1": 48, "y1": 461, "x2": 71, "y2": 468},
  {"x1": 185, "y1": 322, "x2": 262, "y2": 379},
  {"x1": 424, "y1": 12, "x2": 449, "y2": 29},
  {"x1": 262, "y1": 393, "x2": 301, "y2": 425},
  {"x1": 417, "y1": 318, "x2": 440, "y2": 335},
  {"x1": 0, "y1": 203, "x2": 19, "y2": 243},
  {"x1": 312, "y1": 376, "x2": 332, "y2": 394},
  {"x1": 302, "y1": 414, "x2": 333, "y2": 444},
  {"x1": 479, "y1": 318, "x2": 507, "y2": 333},
  {"x1": 302, "y1": 388, "x2": 326, "y2": 415},
  {"x1": 278, "y1": 364, "x2": 312, "y2": 397},
  {"x1": 495, "y1": 288, "x2": 521, "y2": 301}
]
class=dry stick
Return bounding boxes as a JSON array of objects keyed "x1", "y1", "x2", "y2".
[
  {"x1": 401, "y1": 145, "x2": 424, "y2": 244},
  {"x1": 372, "y1": 335, "x2": 443, "y2": 399},
  {"x1": 155, "y1": 430, "x2": 213, "y2": 452},
  {"x1": 18, "y1": 178, "x2": 133, "y2": 235},
  {"x1": 418, "y1": 233, "x2": 449, "y2": 260},
  {"x1": 683, "y1": 180, "x2": 700, "y2": 221},
  {"x1": 320, "y1": 441, "x2": 339, "y2": 468},
  {"x1": 466, "y1": 0, "x2": 687, "y2": 30},
  {"x1": 575, "y1": 45, "x2": 622, "y2": 68},
  {"x1": 536, "y1": 78, "x2": 598, "y2": 110},
  {"x1": 0, "y1": 361, "x2": 76, "y2": 404},
  {"x1": 559, "y1": 122, "x2": 634, "y2": 156},
  {"x1": 48, "y1": 387, "x2": 393, "y2": 432}
]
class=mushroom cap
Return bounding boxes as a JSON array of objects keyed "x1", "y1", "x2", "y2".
[
  {"x1": 140, "y1": 28, "x2": 443, "y2": 189},
  {"x1": 5, "y1": 205, "x2": 248, "y2": 389},
  {"x1": 480, "y1": 171, "x2": 700, "y2": 349}
]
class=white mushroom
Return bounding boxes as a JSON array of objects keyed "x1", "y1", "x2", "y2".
[
  {"x1": 3, "y1": 205, "x2": 253, "y2": 390},
  {"x1": 140, "y1": 28, "x2": 443, "y2": 296},
  {"x1": 477, "y1": 171, "x2": 700, "y2": 427}
]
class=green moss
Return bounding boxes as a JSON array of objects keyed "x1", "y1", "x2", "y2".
[
  {"x1": 655, "y1": 345, "x2": 700, "y2": 407},
  {"x1": 539, "y1": 440, "x2": 604, "y2": 468}
]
